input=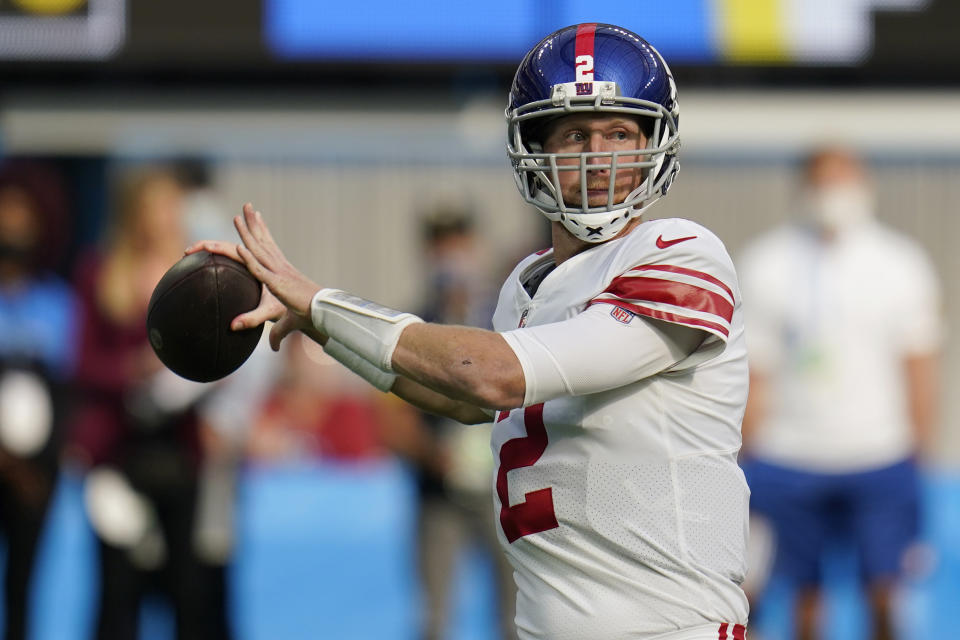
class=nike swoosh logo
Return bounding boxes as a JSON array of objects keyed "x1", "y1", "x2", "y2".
[{"x1": 656, "y1": 234, "x2": 697, "y2": 249}]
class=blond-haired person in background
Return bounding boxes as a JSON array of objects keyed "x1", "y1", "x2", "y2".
[{"x1": 69, "y1": 168, "x2": 233, "y2": 640}]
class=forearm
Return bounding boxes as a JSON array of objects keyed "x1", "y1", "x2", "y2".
[
  {"x1": 905, "y1": 352, "x2": 940, "y2": 453},
  {"x1": 321, "y1": 340, "x2": 494, "y2": 424},
  {"x1": 307, "y1": 288, "x2": 525, "y2": 411},
  {"x1": 389, "y1": 376, "x2": 493, "y2": 425},
  {"x1": 300, "y1": 313, "x2": 502, "y2": 423},
  {"x1": 740, "y1": 372, "x2": 768, "y2": 452},
  {"x1": 391, "y1": 323, "x2": 525, "y2": 411}
]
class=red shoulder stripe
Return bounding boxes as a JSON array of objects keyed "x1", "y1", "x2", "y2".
[
  {"x1": 630, "y1": 264, "x2": 734, "y2": 301},
  {"x1": 591, "y1": 299, "x2": 730, "y2": 338},
  {"x1": 601, "y1": 276, "x2": 734, "y2": 323}
]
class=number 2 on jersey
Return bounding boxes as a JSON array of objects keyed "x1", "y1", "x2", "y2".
[{"x1": 496, "y1": 403, "x2": 559, "y2": 543}]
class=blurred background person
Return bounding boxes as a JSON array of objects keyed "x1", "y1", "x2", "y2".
[
  {"x1": 0, "y1": 160, "x2": 77, "y2": 640},
  {"x1": 67, "y1": 167, "x2": 232, "y2": 640},
  {"x1": 247, "y1": 330, "x2": 428, "y2": 465},
  {"x1": 738, "y1": 147, "x2": 944, "y2": 640},
  {"x1": 414, "y1": 206, "x2": 517, "y2": 640}
]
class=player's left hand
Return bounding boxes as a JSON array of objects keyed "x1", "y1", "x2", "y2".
[{"x1": 185, "y1": 203, "x2": 323, "y2": 350}]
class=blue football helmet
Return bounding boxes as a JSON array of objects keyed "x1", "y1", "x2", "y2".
[{"x1": 507, "y1": 23, "x2": 681, "y2": 243}]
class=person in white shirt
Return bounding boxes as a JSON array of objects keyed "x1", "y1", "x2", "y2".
[
  {"x1": 739, "y1": 146, "x2": 943, "y2": 640},
  {"x1": 190, "y1": 23, "x2": 751, "y2": 640}
]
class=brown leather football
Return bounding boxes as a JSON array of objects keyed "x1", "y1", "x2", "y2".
[{"x1": 146, "y1": 251, "x2": 264, "y2": 382}]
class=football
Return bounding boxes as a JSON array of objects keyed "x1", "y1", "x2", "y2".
[{"x1": 146, "y1": 250, "x2": 264, "y2": 382}]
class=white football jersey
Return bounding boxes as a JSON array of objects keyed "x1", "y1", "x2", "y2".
[{"x1": 491, "y1": 218, "x2": 750, "y2": 639}]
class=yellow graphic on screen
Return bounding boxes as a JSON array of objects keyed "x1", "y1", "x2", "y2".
[
  {"x1": 717, "y1": 0, "x2": 788, "y2": 63},
  {"x1": 11, "y1": 0, "x2": 86, "y2": 15}
]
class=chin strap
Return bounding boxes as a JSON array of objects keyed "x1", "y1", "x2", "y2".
[{"x1": 530, "y1": 165, "x2": 656, "y2": 243}]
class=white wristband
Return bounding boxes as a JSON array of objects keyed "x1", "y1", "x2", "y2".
[
  {"x1": 323, "y1": 338, "x2": 397, "y2": 392},
  {"x1": 310, "y1": 288, "x2": 423, "y2": 372}
]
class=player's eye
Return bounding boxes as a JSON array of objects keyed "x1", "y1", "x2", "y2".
[
  {"x1": 611, "y1": 131, "x2": 629, "y2": 141},
  {"x1": 566, "y1": 131, "x2": 585, "y2": 143}
]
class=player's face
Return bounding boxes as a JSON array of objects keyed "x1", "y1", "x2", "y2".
[
  {"x1": 806, "y1": 149, "x2": 865, "y2": 189},
  {"x1": 541, "y1": 114, "x2": 648, "y2": 208},
  {"x1": 801, "y1": 148, "x2": 874, "y2": 232}
]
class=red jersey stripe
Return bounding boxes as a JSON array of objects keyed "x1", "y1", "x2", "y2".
[
  {"x1": 732, "y1": 624, "x2": 746, "y2": 640},
  {"x1": 599, "y1": 276, "x2": 734, "y2": 323},
  {"x1": 574, "y1": 23, "x2": 597, "y2": 65},
  {"x1": 591, "y1": 299, "x2": 730, "y2": 338},
  {"x1": 718, "y1": 623, "x2": 728, "y2": 640},
  {"x1": 631, "y1": 264, "x2": 735, "y2": 301}
]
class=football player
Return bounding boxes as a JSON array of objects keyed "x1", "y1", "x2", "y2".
[{"x1": 191, "y1": 23, "x2": 750, "y2": 640}]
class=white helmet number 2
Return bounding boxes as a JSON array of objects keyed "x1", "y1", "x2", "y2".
[{"x1": 575, "y1": 54, "x2": 594, "y2": 82}]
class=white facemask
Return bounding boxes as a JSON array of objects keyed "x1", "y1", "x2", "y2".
[{"x1": 802, "y1": 182, "x2": 875, "y2": 234}]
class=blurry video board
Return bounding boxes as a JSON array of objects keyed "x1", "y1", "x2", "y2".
[
  {"x1": 0, "y1": 0, "x2": 125, "y2": 59},
  {"x1": 0, "y1": 0, "x2": 956, "y2": 85},
  {"x1": 265, "y1": 0, "x2": 931, "y2": 65}
]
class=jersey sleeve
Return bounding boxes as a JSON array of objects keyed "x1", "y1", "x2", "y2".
[
  {"x1": 589, "y1": 230, "x2": 737, "y2": 342},
  {"x1": 500, "y1": 304, "x2": 704, "y2": 407}
]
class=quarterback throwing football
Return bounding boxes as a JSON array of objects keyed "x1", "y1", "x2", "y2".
[{"x1": 191, "y1": 23, "x2": 750, "y2": 640}]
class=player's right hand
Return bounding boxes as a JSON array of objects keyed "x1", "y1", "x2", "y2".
[
  {"x1": 230, "y1": 203, "x2": 321, "y2": 321},
  {"x1": 186, "y1": 205, "x2": 327, "y2": 351},
  {"x1": 184, "y1": 239, "x2": 288, "y2": 331}
]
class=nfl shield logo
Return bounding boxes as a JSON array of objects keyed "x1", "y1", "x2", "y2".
[{"x1": 610, "y1": 306, "x2": 633, "y2": 324}]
